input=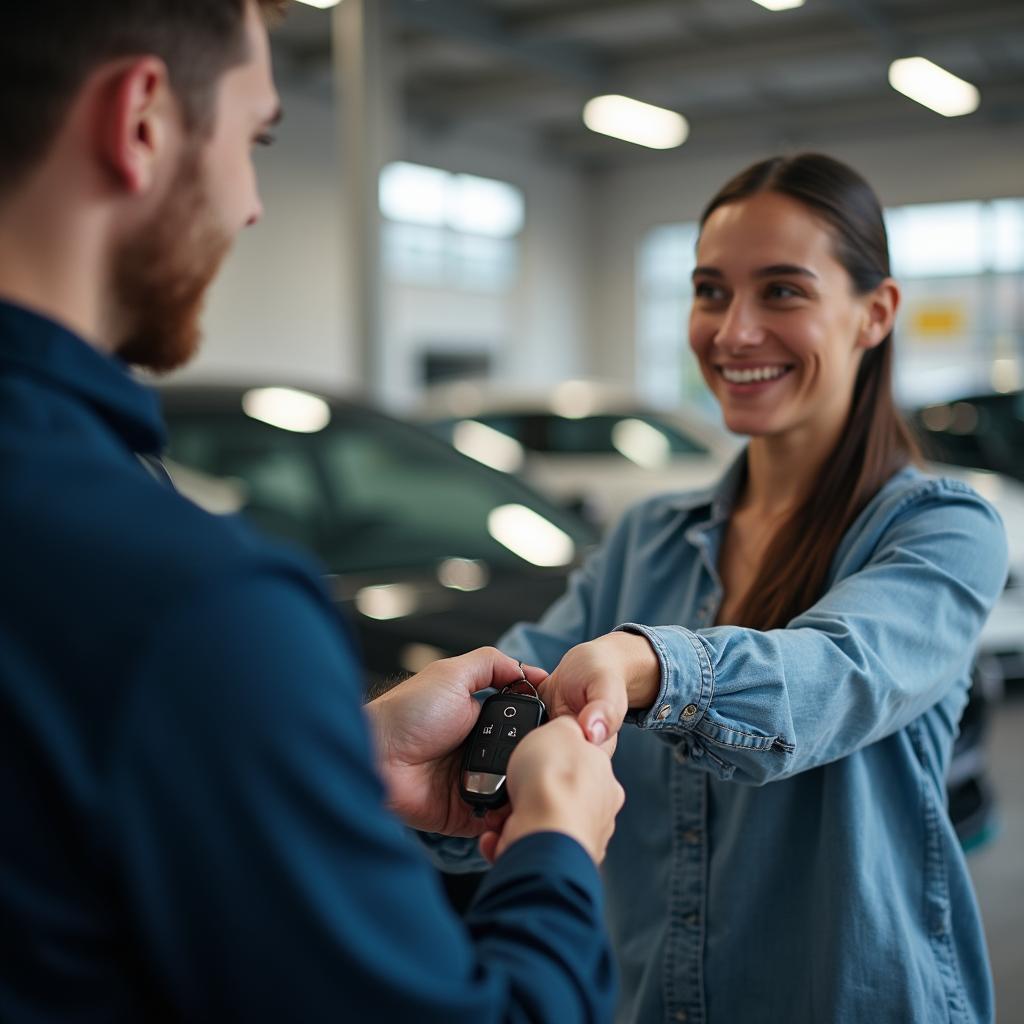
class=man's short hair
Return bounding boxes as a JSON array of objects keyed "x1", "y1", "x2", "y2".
[{"x1": 0, "y1": 0, "x2": 286, "y2": 197}]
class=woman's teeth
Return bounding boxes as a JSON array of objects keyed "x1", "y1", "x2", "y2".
[{"x1": 721, "y1": 365, "x2": 790, "y2": 384}]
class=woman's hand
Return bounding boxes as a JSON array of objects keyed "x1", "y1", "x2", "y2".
[
  {"x1": 478, "y1": 716, "x2": 625, "y2": 866},
  {"x1": 541, "y1": 631, "x2": 662, "y2": 743},
  {"x1": 366, "y1": 648, "x2": 547, "y2": 837}
]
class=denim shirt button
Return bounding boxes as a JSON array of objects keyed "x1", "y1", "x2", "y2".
[
  {"x1": 674, "y1": 745, "x2": 689, "y2": 764},
  {"x1": 674, "y1": 1012, "x2": 688, "y2": 1023},
  {"x1": 656, "y1": 704, "x2": 672, "y2": 721},
  {"x1": 682, "y1": 828, "x2": 700, "y2": 844},
  {"x1": 684, "y1": 912, "x2": 700, "y2": 928},
  {"x1": 682, "y1": 703, "x2": 698, "y2": 719}
]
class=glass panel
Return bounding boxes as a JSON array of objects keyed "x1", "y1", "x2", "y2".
[
  {"x1": 543, "y1": 414, "x2": 705, "y2": 455},
  {"x1": 447, "y1": 233, "x2": 518, "y2": 291},
  {"x1": 379, "y1": 161, "x2": 447, "y2": 227},
  {"x1": 448, "y1": 174, "x2": 525, "y2": 238},
  {"x1": 991, "y1": 199, "x2": 1024, "y2": 273},
  {"x1": 166, "y1": 408, "x2": 595, "y2": 574},
  {"x1": 886, "y1": 201, "x2": 985, "y2": 278},
  {"x1": 382, "y1": 222, "x2": 446, "y2": 286}
]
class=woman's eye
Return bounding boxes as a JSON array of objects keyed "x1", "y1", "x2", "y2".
[
  {"x1": 694, "y1": 281, "x2": 726, "y2": 301},
  {"x1": 253, "y1": 132, "x2": 277, "y2": 148},
  {"x1": 766, "y1": 283, "x2": 801, "y2": 300}
]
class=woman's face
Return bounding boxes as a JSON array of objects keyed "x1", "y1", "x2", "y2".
[{"x1": 689, "y1": 191, "x2": 889, "y2": 446}]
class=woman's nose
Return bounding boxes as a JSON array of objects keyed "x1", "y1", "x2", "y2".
[{"x1": 714, "y1": 298, "x2": 766, "y2": 350}]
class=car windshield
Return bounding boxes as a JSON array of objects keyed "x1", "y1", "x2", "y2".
[{"x1": 164, "y1": 401, "x2": 597, "y2": 574}]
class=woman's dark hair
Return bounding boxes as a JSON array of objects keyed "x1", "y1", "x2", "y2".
[
  {"x1": 0, "y1": 0, "x2": 287, "y2": 197},
  {"x1": 699, "y1": 152, "x2": 921, "y2": 631}
]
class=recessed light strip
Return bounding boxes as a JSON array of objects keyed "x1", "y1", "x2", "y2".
[
  {"x1": 582, "y1": 95, "x2": 689, "y2": 150},
  {"x1": 888, "y1": 57, "x2": 980, "y2": 118}
]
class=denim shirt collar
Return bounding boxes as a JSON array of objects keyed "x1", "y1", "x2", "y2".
[
  {"x1": 669, "y1": 447, "x2": 748, "y2": 550},
  {"x1": 0, "y1": 298, "x2": 166, "y2": 455}
]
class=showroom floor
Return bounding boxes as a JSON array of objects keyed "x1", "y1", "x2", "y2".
[{"x1": 969, "y1": 687, "x2": 1024, "y2": 1022}]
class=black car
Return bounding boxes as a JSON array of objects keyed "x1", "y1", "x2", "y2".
[
  {"x1": 911, "y1": 389, "x2": 1024, "y2": 485},
  {"x1": 159, "y1": 384, "x2": 598, "y2": 691}
]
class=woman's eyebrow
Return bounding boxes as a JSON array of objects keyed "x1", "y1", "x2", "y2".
[
  {"x1": 754, "y1": 263, "x2": 818, "y2": 279},
  {"x1": 691, "y1": 264, "x2": 818, "y2": 280}
]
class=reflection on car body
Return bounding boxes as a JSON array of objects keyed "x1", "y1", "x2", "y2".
[{"x1": 159, "y1": 384, "x2": 597, "y2": 690}]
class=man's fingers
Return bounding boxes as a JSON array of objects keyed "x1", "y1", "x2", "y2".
[
  {"x1": 483, "y1": 805, "x2": 512, "y2": 832},
  {"x1": 455, "y1": 648, "x2": 549, "y2": 693},
  {"x1": 478, "y1": 831, "x2": 501, "y2": 865}
]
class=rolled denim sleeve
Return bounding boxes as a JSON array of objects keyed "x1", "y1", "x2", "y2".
[{"x1": 623, "y1": 479, "x2": 1008, "y2": 785}]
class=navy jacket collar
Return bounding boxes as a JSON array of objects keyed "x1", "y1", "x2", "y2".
[{"x1": 0, "y1": 298, "x2": 166, "y2": 454}]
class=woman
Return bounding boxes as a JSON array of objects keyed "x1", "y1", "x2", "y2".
[{"x1": 488, "y1": 154, "x2": 1007, "y2": 1022}]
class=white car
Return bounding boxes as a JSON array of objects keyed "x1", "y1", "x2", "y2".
[
  {"x1": 420, "y1": 381, "x2": 739, "y2": 530},
  {"x1": 421, "y1": 381, "x2": 1024, "y2": 683}
]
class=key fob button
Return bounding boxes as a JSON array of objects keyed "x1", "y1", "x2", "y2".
[
  {"x1": 493, "y1": 745, "x2": 513, "y2": 772},
  {"x1": 460, "y1": 690, "x2": 547, "y2": 811},
  {"x1": 468, "y1": 744, "x2": 494, "y2": 770}
]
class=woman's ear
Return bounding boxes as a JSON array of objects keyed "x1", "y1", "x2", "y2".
[{"x1": 858, "y1": 278, "x2": 900, "y2": 350}]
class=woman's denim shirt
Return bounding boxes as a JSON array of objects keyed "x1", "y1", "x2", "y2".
[{"x1": 431, "y1": 458, "x2": 1008, "y2": 1024}]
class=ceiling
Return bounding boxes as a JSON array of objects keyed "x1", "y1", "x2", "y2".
[{"x1": 273, "y1": 0, "x2": 1024, "y2": 167}]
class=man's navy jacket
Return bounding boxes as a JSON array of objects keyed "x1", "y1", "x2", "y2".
[{"x1": 0, "y1": 299, "x2": 616, "y2": 1022}]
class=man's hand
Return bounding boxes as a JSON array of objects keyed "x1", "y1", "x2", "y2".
[
  {"x1": 366, "y1": 648, "x2": 546, "y2": 837},
  {"x1": 540, "y1": 631, "x2": 661, "y2": 742}
]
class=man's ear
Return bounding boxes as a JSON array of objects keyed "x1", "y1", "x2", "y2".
[
  {"x1": 858, "y1": 278, "x2": 900, "y2": 351},
  {"x1": 97, "y1": 57, "x2": 178, "y2": 195}
]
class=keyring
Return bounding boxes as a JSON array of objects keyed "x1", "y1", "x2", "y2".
[{"x1": 500, "y1": 662, "x2": 542, "y2": 703}]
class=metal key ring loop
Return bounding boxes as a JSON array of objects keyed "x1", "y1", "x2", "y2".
[{"x1": 500, "y1": 662, "x2": 542, "y2": 703}]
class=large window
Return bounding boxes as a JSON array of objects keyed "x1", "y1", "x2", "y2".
[
  {"x1": 637, "y1": 198, "x2": 1024, "y2": 410},
  {"x1": 379, "y1": 162, "x2": 524, "y2": 292}
]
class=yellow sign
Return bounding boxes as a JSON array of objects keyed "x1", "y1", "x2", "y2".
[{"x1": 911, "y1": 304, "x2": 966, "y2": 336}]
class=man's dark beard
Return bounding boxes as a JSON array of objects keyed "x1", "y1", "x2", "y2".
[{"x1": 115, "y1": 146, "x2": 233, "y2": 374}]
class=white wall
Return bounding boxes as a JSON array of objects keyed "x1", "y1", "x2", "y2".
[
  {"x1": 384, "y1": 128, "x2": 590, "y2": 409},
  {"x1": 585, "y1": 123, "x2": 1024, "y2": 388},
  {"x1": 181, "y1": 86, "x2": 356, "y2": 392},
  {"x1": 178, "y1": 79, "x2": 590, "y2": 410}
]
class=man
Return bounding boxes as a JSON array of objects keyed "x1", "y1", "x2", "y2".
[{"x1": 0, "y1": 2, "x2": 623, "y2": 1020}]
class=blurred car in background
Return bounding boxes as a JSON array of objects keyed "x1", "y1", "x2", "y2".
[
  {"x1": 909, "y1": 393, "x2": 1024, "y2": 685},
  {"x1": 420, "y1": 380, "x2": 739, "y2": 530},
  {"x1": 159, "y1": 384, "x2": 598, "y2": 692},
  {"x1": 910, "y1": 389, "x2": 1024, "y2": 485}
]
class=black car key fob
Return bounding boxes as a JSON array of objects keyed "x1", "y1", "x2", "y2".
[{"x1": 460, "y1": 678, "x2": 547, "y2": 813}]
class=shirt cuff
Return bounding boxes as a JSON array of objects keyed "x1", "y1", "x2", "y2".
[{"x1": 615, "y1": 622, "x2": 714, "y2": 733}]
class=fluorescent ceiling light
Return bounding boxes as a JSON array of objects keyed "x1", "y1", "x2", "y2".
[
  {"x1": 583, "y1": 95, "x2": 688, "y2": 150},
  {"x1": 294, "y1": 0, "x2": 341, "y2": 9},
  {"x1": 888, "y1": 57, "x2": 980, "y2": 117},
  {"x1": 242, "y1": 387, "x2": 331, "y2": 434},
  {"x1": 751, "y1": 0, "x2": 804, "y2": 9},
  {"x1": 487, "y1": 505, "x2": 575, "y2": 567}
]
